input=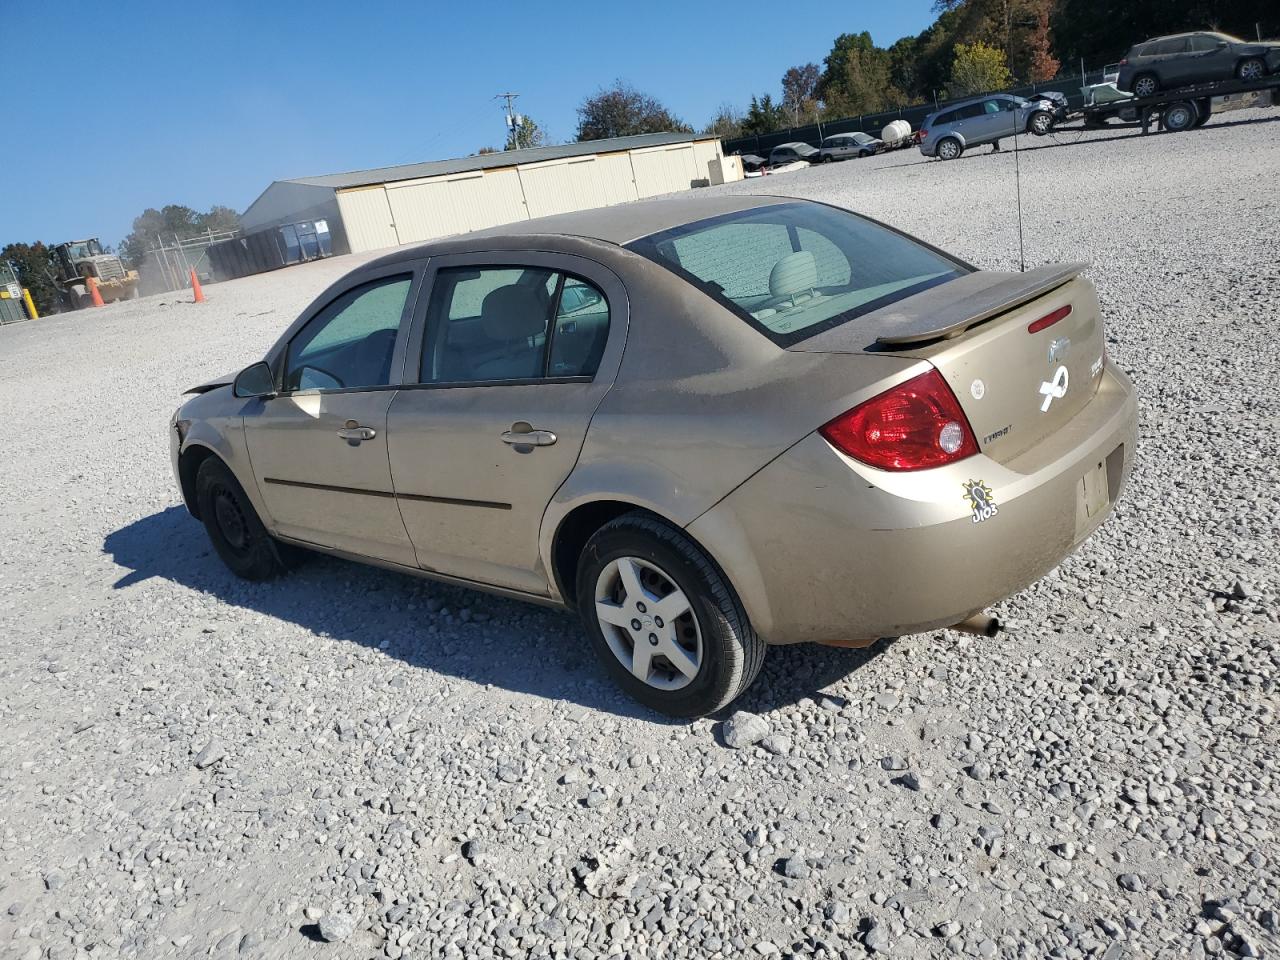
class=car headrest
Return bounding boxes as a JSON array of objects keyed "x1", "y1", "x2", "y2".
[
  {"x1": 769, "y1": 250, "x2": 818, "y2": 299},
  {"x1": 480, "y1": 285, "x2": 547, "y2": 341}
]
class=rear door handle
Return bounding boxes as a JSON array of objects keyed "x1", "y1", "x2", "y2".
[
  {"x1": 337, "y1": 422, "x2": 377, "y2": 441},
  {"x1": 501, "y1": 428, "x2": 557, "y2": 446}
]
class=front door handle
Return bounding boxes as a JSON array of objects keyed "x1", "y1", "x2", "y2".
[
  {"x1": 501, "y1": 428, "x2": 557, "y2": 446},
  {"x1": 337, "y1": 421, "x2": 377, "y2": 442}
]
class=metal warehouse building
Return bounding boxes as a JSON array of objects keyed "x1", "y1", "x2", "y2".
[{"x1": 238, "y1": 132, "x2": 738, "y2": 258}]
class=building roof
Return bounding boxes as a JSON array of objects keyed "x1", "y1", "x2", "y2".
[{"x1": 284, "y1": 132, "x2": 706, "y2": 190}]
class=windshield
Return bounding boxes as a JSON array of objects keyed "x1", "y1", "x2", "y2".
[{"x1": 627, "y1": 202, "x2": 968, "y2": 347}]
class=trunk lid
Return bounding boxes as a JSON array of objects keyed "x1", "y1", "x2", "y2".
[{"x1": 790, "y1": 265, "x2": 1106, "y2": 463}]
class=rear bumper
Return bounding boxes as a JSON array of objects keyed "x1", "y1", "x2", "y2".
[{"x1": 689, "y1": 365, "x2": 1138, "y2": 645}]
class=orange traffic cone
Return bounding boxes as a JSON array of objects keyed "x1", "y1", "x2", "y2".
[
  {"x1": 87, "y1": 276, "x2": 105, "y2": 307},
  {"x1": 189, "y1": 267, "x2": 205, "y2": 303}
]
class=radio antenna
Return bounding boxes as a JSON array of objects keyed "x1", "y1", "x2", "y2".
[{"x1": 1012, "y1": 112, "x2": 1026, "y2": 272}]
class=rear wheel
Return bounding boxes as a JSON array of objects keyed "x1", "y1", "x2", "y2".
[
  {"x1": 1132, "y1": 73, "x2": 1159, "y2": 98},
  {"x1": 936, "y1": 136, "x2": 963, "y2": 161},
  {"x1": 1237, "y1": 58, "x2": 1265, "y2": 82},
  {"x1": 195, "y1": 457, "x2": 291, "y2": 580},
  {"x1": 1162, "y1": 100, "x2": 1197, "y2": 132},
  {"x1": 576, "y1": 513, "x2": 765, "y2": 718},
  {"x1": 1193, "y1": 98, "x2": 1212, "y2": 127}
]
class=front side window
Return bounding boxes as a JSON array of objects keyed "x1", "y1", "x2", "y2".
[
  {"x1": 284, "y1": 274, "x2": 412, "y2": 391},
  {"x1": 420, "y1": 266, "x2": 609, "y2": 383},
  {"x1": 628, "y1": 202, "x2": 967, "y2": 347},
  {"x1": 1187, "y1": 34, "x2": 1219, "y2": 52}
]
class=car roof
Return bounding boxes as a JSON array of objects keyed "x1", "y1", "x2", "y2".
[
  {"x1": 364, "y1": 194, "x2": 796, "y2": 265},
  {"x1": 932, "y1": 93, "x2": 1014, "y2": 115}
]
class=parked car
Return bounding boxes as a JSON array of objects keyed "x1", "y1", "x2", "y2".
[
  {"x1": 736, "y1": 152, "x2": 767, "y2": 172},
  {"x1": 768, "y1": 142, "x2": 819, "y2": 166},
  {"x1": 171, "y1": 195, "x2": 1135, "y2": 717},
  {"x1": 919, "y1": 94, "x2": 1057, "y2": 160},
  {"x1": 818, "y1": 132, "x2": 882, "y2": 161},
  {"x1": 1117, "y1": 32, "x2": 1280, "y2": 98}
]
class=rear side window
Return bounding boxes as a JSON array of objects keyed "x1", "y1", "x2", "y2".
[
  {"x1": 628, "y1": 202, "x2": 967, "y2": 347},
  {"x1": 934, "y1": 110, "x2": 956, "y2": 126},
  {"x1": 284, "y1": 275, "x2": 412, "y2": 391},
  {"x1": 1153, "y1": 37, "x2": 1189, "y2": 55},
  {"x1": 419, "y1": 266, "x2": 608, "y2": 383},
  {"x1": 1187, "y1": 34, "x2": 1218, "y2": 52}
]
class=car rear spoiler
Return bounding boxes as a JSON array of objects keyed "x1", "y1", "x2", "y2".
[{"x1": 872, "y1": 262, "x2": 1087, "y2": 346}]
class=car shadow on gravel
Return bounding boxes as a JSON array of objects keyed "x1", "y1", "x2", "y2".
[{"x1": 106, "y1": 508, "x2": 885, "y2": 721}]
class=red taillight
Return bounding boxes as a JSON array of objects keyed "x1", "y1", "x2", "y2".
[
  {"x1": 820, "y1": 368, "x2": 979, "y2": 471},
  {"x1": 1119, "y1": 58, "x2": 1128, "y2": 65},
  {"x1": 1028, "y1": 303, "x2": 1072, "y2": 334},
  {"x1": 919, "y1": 129, "x2": 928, "y2": 138}
]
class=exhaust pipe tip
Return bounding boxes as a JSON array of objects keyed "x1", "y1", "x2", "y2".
[{"x1": 951, "y1": 612, "x2": 1001, "y2": 637}]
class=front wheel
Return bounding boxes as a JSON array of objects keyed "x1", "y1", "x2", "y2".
[
  {"x1": 195, "y1": 457, "x2": 291, "y2": 580},
  {"x1": 1237, "y1": 58, "x2": 1265, "y2": 82},
  {"x1": 936, "y1": 137, "x2": 963, "y2": 161},
  {"x1": 576, "y1": 513, "x2": 765, "y2": 718},
  {"x1": 1028, "y1": 110, "x2": 1054, "y2": 136}
]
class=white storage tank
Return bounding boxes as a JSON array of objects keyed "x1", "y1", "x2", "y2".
[{"x1": 881, "y1": 120, "x2": 912, "y2": 143}]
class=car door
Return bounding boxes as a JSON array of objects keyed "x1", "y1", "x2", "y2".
[
  {"x1": 241, "y1": 263, "x2": 423, "y2": 566},
  {"x1": 1187, "y1": 34, "x2": 1230, "y2": 82},
  {"x1": 981, "y1": 98, "x2": 1018, "y2": 139},
  {"x1": 1156, "y1": 37, "x2": 1192, "y2": 84},
  {"x1": 386, "y1": 252, "x2": 627, "y2": 595}
]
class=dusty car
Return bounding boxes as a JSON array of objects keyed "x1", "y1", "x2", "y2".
[
  {"x1": 170, "y1": 196, "x2": 1136, "y2": 717},
  {"x1": 1118, "y1": 31, "x2": 1280, "y2": 97},
  {"x1": 768, "y1": 142, "x2": 819, "y2": 166},
  {"x1": 818, "y1": 132, "x2": 881, "y2": 161}
]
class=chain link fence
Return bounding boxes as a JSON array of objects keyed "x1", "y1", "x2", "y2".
[{"x1": 139, "y1": 230, "x2": 239, "y2": 296}]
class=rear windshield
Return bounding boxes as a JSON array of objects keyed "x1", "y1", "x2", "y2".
[{"x1": 627, "y1": 202, "x2": 968, "y2": 347}]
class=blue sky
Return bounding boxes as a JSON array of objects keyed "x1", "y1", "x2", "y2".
[{"x1": 2, "y1": 0, "x2": 936, "y2": 249}]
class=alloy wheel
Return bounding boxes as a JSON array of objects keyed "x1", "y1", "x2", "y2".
[
  {"x1": 938, "y1": 139, "x2": 960, "y2": 160},
  {"x1": 594, "y1": 556, "x2": 703, "y2": 691},
  {"x1": 1239, "y1": 59, "x2": 1264, "y2": 81},
  {"x1": 1134, "y1": 76, "x2": 1158, "y2": 98}
]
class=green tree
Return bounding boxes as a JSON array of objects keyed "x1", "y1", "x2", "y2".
[
  {"x1": 576, "y1": 81, "x2": 692, "y2": 141},
  {"x1": 819, "y1": 32, "x2": 907, "y2": 115},
  {"x1": 780, "y1": 63, "x2": 821, "y2": 125},
  {"x1": 1, "y1": 242, "x2": 62, "y2": 316},
  {"x1": 740, "y1": 94, "x2": 787, "y2": 135},
  {"x1": 506, "y1": 114, "x2": 546, "y2": 150},
  {"x1": 120, "y1": 204, "x2": 241, "y2": 268},
  {"x1": 701, "y1": 103, "x2": 744, "y2": 140},
  {"x1": 949, "y1": 41, "x2": 1012, "y2": 96}
]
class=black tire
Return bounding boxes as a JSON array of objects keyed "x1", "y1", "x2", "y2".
[
  {"x1": 195, "y1": 457, "x2": 290, "y2": 580},
  {"x1": 1162, "y1": 100, "x2": 1197, "y2": 132},
  {"x1": 1237, "y1": 58, "x2": 1265, "y2": 82},
  {"x1": 1132, "y1": 73, "x2": 1159, "y2": 98},
  {"x1": 821, "y1": 155, "x2": 833, "y2": 163},
  {"x1": 576, "y1": 512, "x2": 765, "y2": 718},
  {"x1": 1027, "y1": 109, "x2": 1054, "y2": 136},
  {"x1": 936, "y1": 136, "x2": 963, "y2": 161},
  {"x1": 1193, "y1": 98, "x2": 1211, "y2": 126}
]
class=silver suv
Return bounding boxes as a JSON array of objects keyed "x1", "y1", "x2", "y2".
[{"x1": 919, "y1": 95, "x2": 1055, "y2": 160}]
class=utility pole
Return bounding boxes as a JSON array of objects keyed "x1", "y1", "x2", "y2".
[{"x1": 495, "y1": 92, "x2": 520, "y2": 149}]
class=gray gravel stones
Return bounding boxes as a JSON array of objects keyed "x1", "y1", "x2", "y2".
[
  {"x1": 721, "y1": 710, "x2": 771, "y2": 748},
  {"x1": 317, "y1": 912, "x2": 355, "y2": 942},
  {"x1": 2, "y1": 111, "x2": 1280, "y2": 960}
]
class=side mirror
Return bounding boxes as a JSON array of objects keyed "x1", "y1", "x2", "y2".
[{"x1": 233, "y1": 361, "x2": 277, "y2": 399}]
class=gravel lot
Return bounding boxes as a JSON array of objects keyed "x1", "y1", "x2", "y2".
[{"x1": 3, "y1": 111, "x2": 1279, "y2": 960}]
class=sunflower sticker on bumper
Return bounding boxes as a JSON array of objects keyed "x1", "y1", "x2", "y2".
[{"x1": 963, "y1": 480, "x2": 998, "y2": 524}]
